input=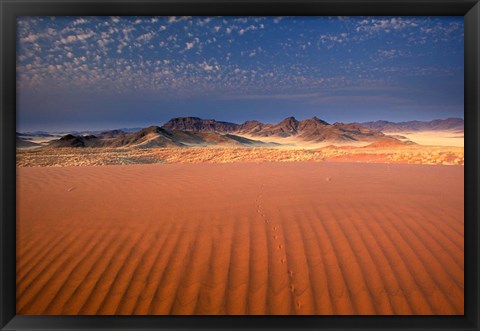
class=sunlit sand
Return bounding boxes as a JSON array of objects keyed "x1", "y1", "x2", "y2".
[{"x1": 16, "y1": 162, "x2": 464, "y2": 315}]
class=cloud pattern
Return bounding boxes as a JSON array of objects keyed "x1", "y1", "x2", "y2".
[{"x1": 17, "y1": 16, "x2": 463, "y2": 97}]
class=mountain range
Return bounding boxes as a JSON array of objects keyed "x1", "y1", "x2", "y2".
[
  {"x1": 45, "y1": 116, "x2": 403, "y2": 148},
  {"x1": 17, "y1": 117, "x2": 463, "y2": 149},
  {"x1": 163, "y1": 116, "x2": 391, "y2": 142},
  {"x1": 352, "y1": 118, "x2": 464, "y2": 133},
  {"x1": 48, "y1": 125, "x2": 279, "y2": 149}
]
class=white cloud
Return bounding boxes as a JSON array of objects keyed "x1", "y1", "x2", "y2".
[
  {"x1": 378, "y1": 49, "x2": 397, "y2": 58},
  {"x1": 60, "y1": 35, "x2": 78, "y2": 44},
  {"x1": 77, "y1": 31, "x2": 95, "y2": 41},
  {"x1": 167, "y1": 16, "x2": 190, "y2": 24},
  {"x1": 185, "y1": 42, "x2": 194, "y2": 50},
  {"x1": 60, "y1": 31, "x2": 95, "y2": 44},
  {"x1": 197, "y1": 17, "x2": 212, "y2": 26},
  {"x1": 20, "y1": 34, "x2": 39, "y2": 43},
  {"x1": 73, "y1": 18, "x2": 87, "y2": 26},
  {"x1": 137, "y1": 31, "x2": 155, "y2": 42},
  {"x1": 201, "y1": 62, "x2": 214, "y2": 71}
]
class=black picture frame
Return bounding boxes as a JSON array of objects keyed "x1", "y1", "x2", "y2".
[{"x1": 1, "y1": 0, "x2": 479, "y2": 330}]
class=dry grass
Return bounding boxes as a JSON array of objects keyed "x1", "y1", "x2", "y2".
[{"x1": 16, "y1": 145, "x2": 464, "y2": 167}]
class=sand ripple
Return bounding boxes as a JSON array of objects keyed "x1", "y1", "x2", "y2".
[{"x1": 16, "y1": 162, "x2": 464, "y2": 315}]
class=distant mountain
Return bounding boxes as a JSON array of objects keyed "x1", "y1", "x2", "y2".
[
  {"x1": 47, "y1": 115, "x2": 450, "y2": 149},
  {"x1": 237, "y1": 120, "x2": 265, "y2": 134},
  {"x1": 354, "y1": 118, "x2": 464, "y2": 133},
  {"x1": 162, "y1": 117, "x2": 239, "y2": 133},
  {"x1": 47, "y1": 125, "x2": 273, "y2": 149},
  {"x1": 161, "y1": 116, "x2": 391, "y2": 144},
  {"x1": 242, "y1": 116, "x2": 300, "y2": 138},
  {"x1": 98, "y1": 129, "x2": 126, "y2": 139},
  {"x1": 48, "y1": 134, "x2": 99, "y2": 148},
  {"x1": 236, "y1": 116, "x2": 391, "y2": 143}
]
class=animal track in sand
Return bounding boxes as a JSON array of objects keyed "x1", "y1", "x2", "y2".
[{"x1": 255, "y1": 182, "x2": 270, "y2": 226}]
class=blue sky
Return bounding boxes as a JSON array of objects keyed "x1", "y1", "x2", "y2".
[{"x1": 17, "y1": 16, "x2": 464, "y2": 132}]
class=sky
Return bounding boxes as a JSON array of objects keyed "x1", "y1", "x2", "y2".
[{"x1": 17, "y1": 16, "x2": 464, "y2": 132}]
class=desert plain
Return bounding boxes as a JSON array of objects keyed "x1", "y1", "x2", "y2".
[
  {"x1": 16, "y1": 117, "x2": 465, "y2": 315},
  {"x1": 16, "y1": 152, "x2": 464, "y2": 315}
]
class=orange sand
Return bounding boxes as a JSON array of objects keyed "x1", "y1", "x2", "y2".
[{"x1": 16, "y1": 162, "x2": 464, "y2": 315}]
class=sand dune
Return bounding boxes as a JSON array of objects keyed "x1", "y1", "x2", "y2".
[{"x1": 16, "y1": 162, "x2": 464, "y2": 315}]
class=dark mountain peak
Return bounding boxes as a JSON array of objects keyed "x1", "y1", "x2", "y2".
[
  {"x1": 60, "y1": 134, "x2": 77, "y2": 141},
  {"x1": 297, "y1": 117, "x2": 330, "y2": 133},
  {"x1": 50, "y1": 134, "x2": 87, "y2": 147},
  {"x1": 181, "y1": 116, "x2": 202, "y2": 120},
  {"x1": 280, "y1": 116, "x2": 298, "y2": 124},
  {"x1": 143, "y1": 125, "x2": 164, "y2": 132},
  {"x1": 274, "y1": 117, "x2": 299, "y2": 136},
  {"x1": 162, "y1": 117, "x2": 201, "y2": 128},
  {"x1": 162, "y1": 117, "x2": 239, "y2": 132},
  {"x1": 277, "y1": 116, "x2": 299, "y2": 128}
]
